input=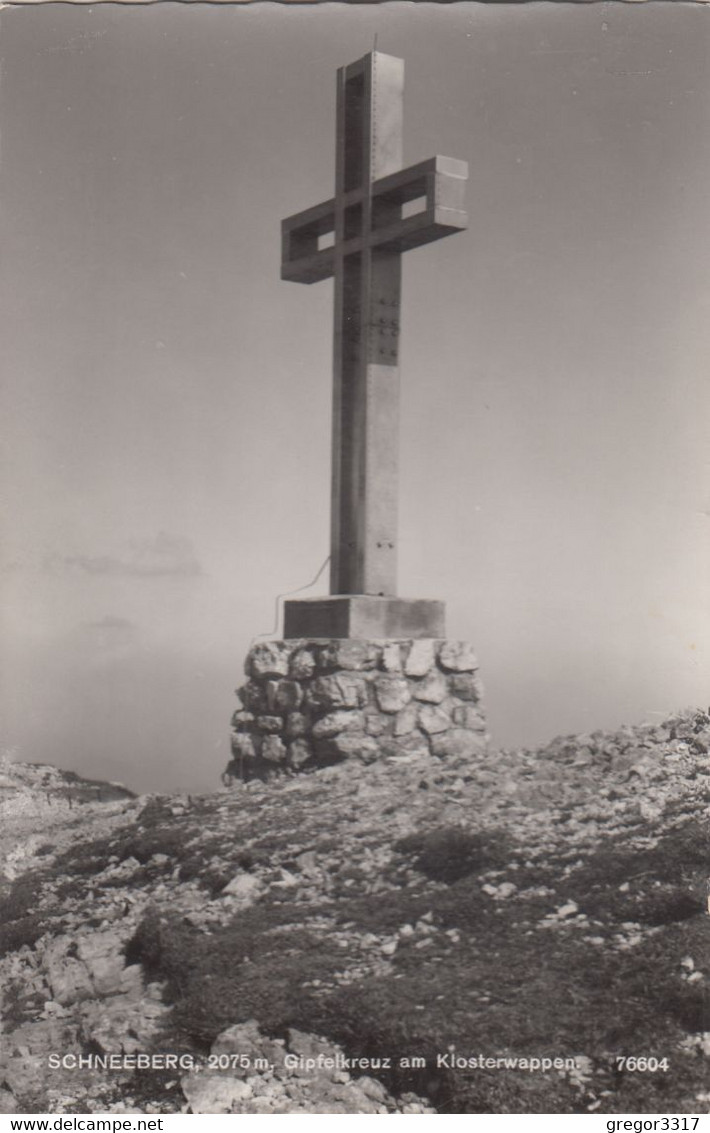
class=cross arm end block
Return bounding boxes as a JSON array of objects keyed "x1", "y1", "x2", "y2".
[
  {"x1": 281, "y1": 251, "x2": 335, "y2": 284},
  {"x1": 370, "y1": 153, "x2": 468, "y2": 254},
  {"x1": 281, "y1": 198, "x2": 336, "y2": 284}
]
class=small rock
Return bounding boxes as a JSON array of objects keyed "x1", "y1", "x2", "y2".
[
  {"x1": 181, "y1": 1072, "x2": 252, "y2": 1113},
  {"x1": 222, "y1": 873, "x2": 264, "y2": 903},
  {"x1": 381, "y1": 643, "x2": 404, "y2": 672},
  {"x1": 448, "y1": 672, "x2": 484, "y2": 703}
]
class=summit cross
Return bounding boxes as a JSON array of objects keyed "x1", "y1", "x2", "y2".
[{"x1": 281, "y1": 51, "x2": 468, "y2": 639}]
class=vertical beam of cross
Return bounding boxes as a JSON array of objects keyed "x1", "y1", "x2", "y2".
[
  {"x1": 281, "y1": 52, "x2": 468, "y2": 600},
  {"x1": 332, "y1": 51, "x2": 404, "y2": 597}
]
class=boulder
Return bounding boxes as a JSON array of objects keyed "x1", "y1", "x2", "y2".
[{"x1": 181, "y1": 1072, "x2": 253, "y2": 1113}]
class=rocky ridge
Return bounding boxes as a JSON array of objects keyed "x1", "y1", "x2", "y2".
[{"x1": 0, "y1": 709, "x2": 708, "y2": 1114}]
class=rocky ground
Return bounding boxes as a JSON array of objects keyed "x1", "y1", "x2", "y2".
[{"x1": 0, "y1": 709, "x2": 708, "y2": 1114}]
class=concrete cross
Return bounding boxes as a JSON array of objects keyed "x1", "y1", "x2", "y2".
[{"x1": 281, "y1": 52, "x2": 467, "y2": 634}]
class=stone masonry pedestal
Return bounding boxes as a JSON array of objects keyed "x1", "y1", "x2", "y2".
[{"x1": 226, "y1": 638, "x2": 488, "y2": 781}]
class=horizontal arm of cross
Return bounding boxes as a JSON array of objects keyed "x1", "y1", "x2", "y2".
[{"x1": 281, "y1": 155, "x2": 468, "y2": 284}]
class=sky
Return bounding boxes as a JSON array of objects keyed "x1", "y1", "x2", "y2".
[{"x1": 1, "y1": 1, "x2": 708, "y2": 794}]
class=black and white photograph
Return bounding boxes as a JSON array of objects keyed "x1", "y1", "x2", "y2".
[{"x1": 0, "y1": 0, "x2": 708, "y2": 1118}]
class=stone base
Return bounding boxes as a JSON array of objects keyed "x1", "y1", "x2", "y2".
[
  {"x1": 225, "y1": 637, "x2": 487, "y2": 782},
  {"x1": 283, "y1": 595, "x2": 445, "y2": 640}
]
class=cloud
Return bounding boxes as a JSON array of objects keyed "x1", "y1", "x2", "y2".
[
  {"x1": 80, "y1": 615, "x2": 138, "y2": 660},
  {"x1": 45, "y1": 533, "x2": 202, "y2": 578},
  {"x1": 87, "y1": 616, "x2": 135, "y2": 630}
]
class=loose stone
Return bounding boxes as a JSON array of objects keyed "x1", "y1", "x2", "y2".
[{"x1": 318, "y1": 640, "x2": 380, "y2": 672}]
